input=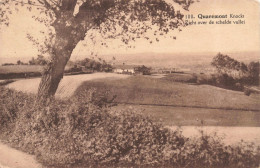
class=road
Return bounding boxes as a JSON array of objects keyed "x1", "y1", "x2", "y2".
[
  {"x1": 0, "y1": 142, "x2": 42, "y2": 168},
  {"x1": 6, "y1": 73, "x2": 129, "y2": 99}
]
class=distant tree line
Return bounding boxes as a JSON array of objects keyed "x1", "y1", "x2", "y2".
[
  {"x1": 67, "y1": 58, "x2": 113, "y2": 73},
  {"x1": 28, "y1": 55, "x2": 48, "y2": 65},
  {"x1": 17, "y1": 60, "x2": 27, "y2": 65},
  {"x1": 135, "y1": 65, "x2": 151, "y2": 75},
  {"x1": 2, "y1": 55, "x2": 48, "y2": 66},
  {"x1": 2, "y1": 63, "x2": 15, "y2": 66}
]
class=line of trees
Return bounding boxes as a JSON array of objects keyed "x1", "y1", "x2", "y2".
[
  {"x1": 135, "y1": 65, "x2": 151, "y2": 75},
  {"x1": 67, "y1": 58, "x2": 113, "y2": 73},
  {"x1": 2, "y1": 55, "x2": 48, "y2": 66},
  {"x1": 28, "y1": 55, "x2": 48, "y2": 65},
  {"x1": 211, "y1": 53, "x2": 259, "y2": 85},
  {"x1": 211, "y1": 53, "x2": 248, "y2": 77},
  {"x1": 208, "y1": 53, "x2": 259, "y2": 94}
]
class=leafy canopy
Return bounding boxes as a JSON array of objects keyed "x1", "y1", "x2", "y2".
[{"x1": 1, "y1": 0, "x2": 194, "y2": 56}]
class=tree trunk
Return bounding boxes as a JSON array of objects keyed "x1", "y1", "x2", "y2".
[
  {"x1": 36, "y1": 8, "x2": 91, "y2": 102},
  {"x1": 37, "y1": 53, "x2": 70, "y2": 101},
  {"x1": 37, "y1": 32, "x2": 81, "y2": 101}
]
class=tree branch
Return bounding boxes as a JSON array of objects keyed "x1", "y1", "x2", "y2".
[
  {"x1": 61, "y1": 0, "x2": 77, "y2": 11},
  {"x1": 38, "y1": 0, "x2": 60, "y2": 16},
  {"x1": 11, "y1": 0, "x2": 46, "y2": 7}
]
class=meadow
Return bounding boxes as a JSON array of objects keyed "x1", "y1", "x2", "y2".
[
  {"x1": 0, "y1": 65, "x2": 73, "y2": 79},
  {"x1": 0, "y1": 65, "x2": 43, "y2": 74},
  {"x1": 113, "y1": 105, "x2": 260, "y2": 127},
  {"x1": 75, "y1": 75, "x2": 260, "y2": 111},
  {"x1": 0, "y1": 65, "x2": 43, "y2": 79}
]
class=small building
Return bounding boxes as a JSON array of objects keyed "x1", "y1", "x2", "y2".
[{"x1": 113, "y1": 65, "x2": 139, "y2": 74}]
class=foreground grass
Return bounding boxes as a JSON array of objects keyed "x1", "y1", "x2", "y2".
[{"x1": 0, "y1": 87, "x2": 260, "y2": 168}]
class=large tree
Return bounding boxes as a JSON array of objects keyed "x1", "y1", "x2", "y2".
[{"x1": 1, "y1": 0, "x2": 194, "y2": 101}]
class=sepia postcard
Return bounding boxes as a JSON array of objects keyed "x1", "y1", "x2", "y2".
[{"x1": 0, "y1": 0, "x2": 259, "y2": 167}]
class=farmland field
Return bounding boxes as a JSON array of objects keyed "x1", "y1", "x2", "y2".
[
  {"x1": 0, "y1": 65, "x2": 75, "y2": 80},
  {"x1": 76, "y1": 75, "x2": 260, "y2": 111},
  {"x1": 0, "y1": 65, "x2": 44, "y2": 79},
  {"x1": 0, "y1": 65, "x2": 43, "y2": 74},
  {"x1": 112, "y1": 104, "x2": 260, "y2": 127}
]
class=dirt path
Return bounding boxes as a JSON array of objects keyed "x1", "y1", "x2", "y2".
[
  {"x1": 6, "y1": 73, "x2": 129, "y2": 99},
  {"x1": 0, "y1": 142, "x2": 42, "y2": 168}
]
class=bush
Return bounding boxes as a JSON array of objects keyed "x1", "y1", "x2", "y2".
[
  {"x1": 195, "y1": 73, "x2": 247, "y2": 92},
  {"x1": 244, "y1": 88, "x2": 251, "y2": 96},
  {"x1": 0, "y1": 87, "x2": 260, "y2": 168},
  {"x1": 196, "y1": 74, "x2": 213, "y2": 85}
]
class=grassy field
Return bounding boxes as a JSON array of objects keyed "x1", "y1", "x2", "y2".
[
  {"x1": 75, "y1": 75, "x2": 260, "y2": 127},
  {"x1": 112, "y1": 104, "x2": 260, "y2": 127},
  {"x1": 0, "y1": 65, "x2": 43, "y2": 74},
  {"x1": 0, "y1": 65, "x2": 76, "y2": 74},
  {"x1": 161, "y1": 73, "x2": 197, "y2": 83},
  {"x1": 0, "y1": 65, "x2": 44, "y2": 79},
  {"x1": 0, "y1": 65, "x2": 76, "y2": 79},
  {"x1": 76, "y1": 75, "x2": 260, "y2": 111}
]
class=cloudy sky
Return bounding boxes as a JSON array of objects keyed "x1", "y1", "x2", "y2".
[{"x1": 0, "y1": 0, "x2": 259, "y2": 63}]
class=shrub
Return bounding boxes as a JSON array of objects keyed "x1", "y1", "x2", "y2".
[
  {"x1": 196, "y1": 74, "x2": 213, "y2": 85},
  {"x1": 244, "y1": 88, "x2": 251, "y2": 96},
  {"x1": 0, "y1": 87, "x2": 34, "y2": 128},
  {"x1": 0, "y1": 87, "x2": 260, "y2": 168},
  {"x1": 195, "y1": 73, "x2": 247, "y2": 92}
]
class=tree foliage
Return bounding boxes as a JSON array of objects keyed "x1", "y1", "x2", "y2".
[
  {"x1": 1, "y1": 0, "x2": 194, "y2": 56},
  {"x1": 211, "y1": 53, "x2": 259, "y2": 89},
  {"x1": 136, "y1": 65, "x2": 151, "y2": 75},
  {"x1": 29, "y1": 55, "x2": 48, "y2": 65},
  {"x1": 76, "y1": 58, "x2": 113, "y2": 72},
  {"x1": 248, "y1": 61, "x2": 259, "y2": 78},
  {"x1": 247, "y1": 61, "x2": 259, "y2": 85},
  {"x1": 211, "y1": 53, "x2": 248, "y2": 77}
]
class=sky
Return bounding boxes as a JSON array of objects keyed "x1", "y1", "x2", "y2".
[{"x1": 0, "y1": 0, "x2": 259, "y2": 64}]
